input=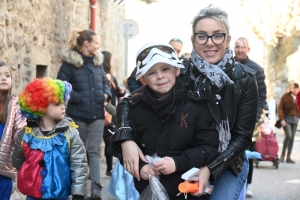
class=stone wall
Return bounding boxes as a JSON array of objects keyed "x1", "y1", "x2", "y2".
[
  {"x1": 98, "y1": 0, "x2": 126, "y2": 82},
  {"x1": 0, "y1": 0, "x2": 125, "y2": 95}
]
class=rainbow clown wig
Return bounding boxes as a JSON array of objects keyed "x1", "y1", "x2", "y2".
[{"x1": 18, "y1": 77, "x2": 72, "y2": 119}]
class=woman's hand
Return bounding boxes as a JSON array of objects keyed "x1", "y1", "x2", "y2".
[
  {"x1": 191, "y1": 166, "x2": 210, "y2": 196},
  {"x1": 104, "y1": 93, "x2": 108, "y2": 102},
  {"x1": 281, "y1": 120, "x2": 286, "y2": 127},
  {"x1": 119, "y1": 87, "x2": 125, "y2": 95},
  {"x1": 106, "y1": 73, "x2": 112, "y2": 81},
  {"x1": 140, "y1": 164, "x2": 157, "y2": 180},
  {"x1": 121, "y1": 140, "x2": 146, "y2": 181},
  {"x1": 152, "y1": 157, "x2": 176, "y2": 175}
]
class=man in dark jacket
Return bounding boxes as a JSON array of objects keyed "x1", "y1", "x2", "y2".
[{"x1": 234, "y1": 37, "x2": 267, "y2": 198}]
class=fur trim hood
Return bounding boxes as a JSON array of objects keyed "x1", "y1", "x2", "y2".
[{"x1": 60, "y1": 49, "x2": 104, "y2": 68}]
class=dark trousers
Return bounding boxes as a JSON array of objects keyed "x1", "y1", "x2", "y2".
[
  {"x1": 282, "y1": 122, "x2": 297, "y2": 154},
  {"x1": 247, "y1": 142, "x2": 256, "y2": 184},
  {"x1": 103, "y1": 130, "x2": 113, "y2": 172}
]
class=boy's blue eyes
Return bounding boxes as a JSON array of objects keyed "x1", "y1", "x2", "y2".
[{"x1": 147, "y1": 68, "x2": 170, "y2": 75}]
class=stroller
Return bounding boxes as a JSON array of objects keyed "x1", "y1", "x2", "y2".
[{"x1": 254, "y1": 120, "x2": 280, "y2": 169}]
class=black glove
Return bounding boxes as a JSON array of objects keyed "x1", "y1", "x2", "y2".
[{"x1": 72, "y1": 195, "x2": 84, "y2": 200}]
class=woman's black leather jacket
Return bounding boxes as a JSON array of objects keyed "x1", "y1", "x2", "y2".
[{"x1": 110, "y1": 60, "x2": 258, "y2": 182}]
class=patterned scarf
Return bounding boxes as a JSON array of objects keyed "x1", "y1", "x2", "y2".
[
  {"x1": 189, "y1": 47, "x2": 234, "y2": 152},
  {"x1": 189, "y1": 47, "x2": 234, "y2": 90}
]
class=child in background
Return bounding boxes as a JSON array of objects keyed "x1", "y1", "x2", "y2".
[
  {"x1": 121, "y1": 42, "x2": 219, "y2": 199},
  {"x1": 102, "y1": 51, "x2": 126, "y2": 176},
  {"x1": 0, "y1": 61, "x2": 27, "y2": 200},
  {"x1": 12, "y1": 77, "x2": 88, "y2": 200}
]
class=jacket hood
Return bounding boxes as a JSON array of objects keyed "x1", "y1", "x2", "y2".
[{"x1": 60, "y1": 49, "x2": 104, "y2": 68}]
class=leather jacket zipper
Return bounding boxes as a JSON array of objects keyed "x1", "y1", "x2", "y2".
[
  {"x1": 209, "y1": 152, "x2": 234, "y2": 168},
  {"x1": 212, "y1": 152, "x2": 234, "y2": 177}
]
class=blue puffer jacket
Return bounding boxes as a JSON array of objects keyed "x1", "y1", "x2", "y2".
[{"x1": 57, "y1": 49, "x2": 111, "y2": 122}]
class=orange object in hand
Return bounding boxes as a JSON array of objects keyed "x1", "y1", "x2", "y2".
[{"x1": 178, "y1": 182, "x2": 199, "y2": 193}]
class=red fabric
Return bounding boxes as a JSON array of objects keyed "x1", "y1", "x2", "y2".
[
  {"x1": 296, "y1": 91, "x2": 300, "y2": 111},
  {"x1": 256, "y1": 133, "x2": 279, "y2": 161},
  {"x1": 18, "y1": 142, "x2": 44, "y2": 198}
]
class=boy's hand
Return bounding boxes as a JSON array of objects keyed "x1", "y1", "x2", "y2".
[
  {"x1": 140, "y1": 164, "x2": 157, "y2": 180},
  {"x1": 152, "y1": 157, "x2": 176, "y2": 175}
]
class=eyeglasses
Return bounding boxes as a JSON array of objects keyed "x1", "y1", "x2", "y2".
[
  {"x1": 194, "y1": 33, "x2": 226, "y2": 45},
  {"x1": 169, "y1": 37, "x2": 183, "y2": 45},
  {"x1": 136, "y1": 45, "x2": 175, "y2": 64}
]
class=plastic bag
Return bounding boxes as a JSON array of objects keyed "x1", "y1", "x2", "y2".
[
  {"x1": 138, "y1": 154, "x2": 170, "y2": 200},
  {"x1": 138, "y1": 174, "x2": 169, "y2": 200},
  {"x1": 259, "y1": 119, "x2": 275, "y2": 136},
  {"x1": 108, "y1": 159, "x2": 139, "y2": 200}
]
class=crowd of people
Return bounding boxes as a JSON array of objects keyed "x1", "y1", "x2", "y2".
[{"x1": 0, "y1": 4, "x2": 299, "y2": 200}]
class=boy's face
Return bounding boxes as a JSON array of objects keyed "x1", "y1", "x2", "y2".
[
  {"x1": 140, "y1": 63, "x2": 180, "y2": 99},
  {"x1": 45, "y1": 103, "x2": 66, "y2": 121}
]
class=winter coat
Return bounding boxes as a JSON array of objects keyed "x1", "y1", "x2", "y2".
[
  {"x1": 238, "y1": 56, "x2": 267, "y2": 122},
  {"x1": 296, "y1": 91, "x2": 300, "y2": 111},
  {"x1": 111, "y1": 60, "x2": 258, "y2": 183},
  {"x1": 278, "y1": 91, "x2": 300, "y2": 121},
  {"x1": 57, "y1": 49, "x2": 111, "y2": 123},
  {"x1": 104, "y1": 76, "x2": 125, "y2": 137},
  {"x1": 127, "y1": 67, "x2": 143, "y2": 93},
  {"x1": 0, "y1": 96, "x2": 26, "y2": 179},
  {"x1": 128, "y1": 82, "x2": 219, "y2": 196},
  {"x1": 12, "y1": 117, "x2": 88, "y2": 198}
]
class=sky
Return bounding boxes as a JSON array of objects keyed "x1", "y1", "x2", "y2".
[{"x1": 124, "y1": 0, "x2": 265, "y2": 76}]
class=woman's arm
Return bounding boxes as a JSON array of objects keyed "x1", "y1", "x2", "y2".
[
  {"x1": 277, "y1": 94, "x2": 285, "y2": 121},
  {"x1": 102, "y1": 67, "x2": 112, "y2": 100},
  {"x1": 12, "y1": 129, "x2": 26, "y2": 170},
  {"x1": 109, "y1": 88, "x2": 147, "y2": 180},
  {"x1": 194, "y1": 71, "x2": 258, "y2": 196},
  {"x1": 113, "y1": 77, "x2": 126, "y2": 99},
  {"x1": 296, "y1": 91, "x2": 300, "y2": 110},
  {"x1": 207, "y1": 74, "x2": 258, "y2": 181},
  {"x1": 12, "y1": 98, "x2": 27, "y2": 141},
  {"x1": 57, "y1": 63, "x2": 82, "y2": 103},
  {"x1": 104, "y1": 102, "x2": 116, "y2": 117}
]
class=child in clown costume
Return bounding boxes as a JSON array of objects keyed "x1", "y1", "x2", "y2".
[{"x1": 12, "y1": 77, "x2": 88, "y2": 200}]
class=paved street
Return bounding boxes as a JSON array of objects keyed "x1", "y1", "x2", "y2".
[
  {"x1": 101, "y1": 128, "x2": 300, "y2": 200},
  {"x1": 96, "y1": 128, "x2": 300, "y2": 200},
  {"x1": 246, "y1": 128, "x2": 300, "y2": 200},
  {"x1": 11, "y1": 128, "x2": 300, "y2": 200}
]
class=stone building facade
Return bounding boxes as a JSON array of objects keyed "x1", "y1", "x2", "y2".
[{"x1": 0, "y1": 0, "x2": 126, "y2": 95}]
